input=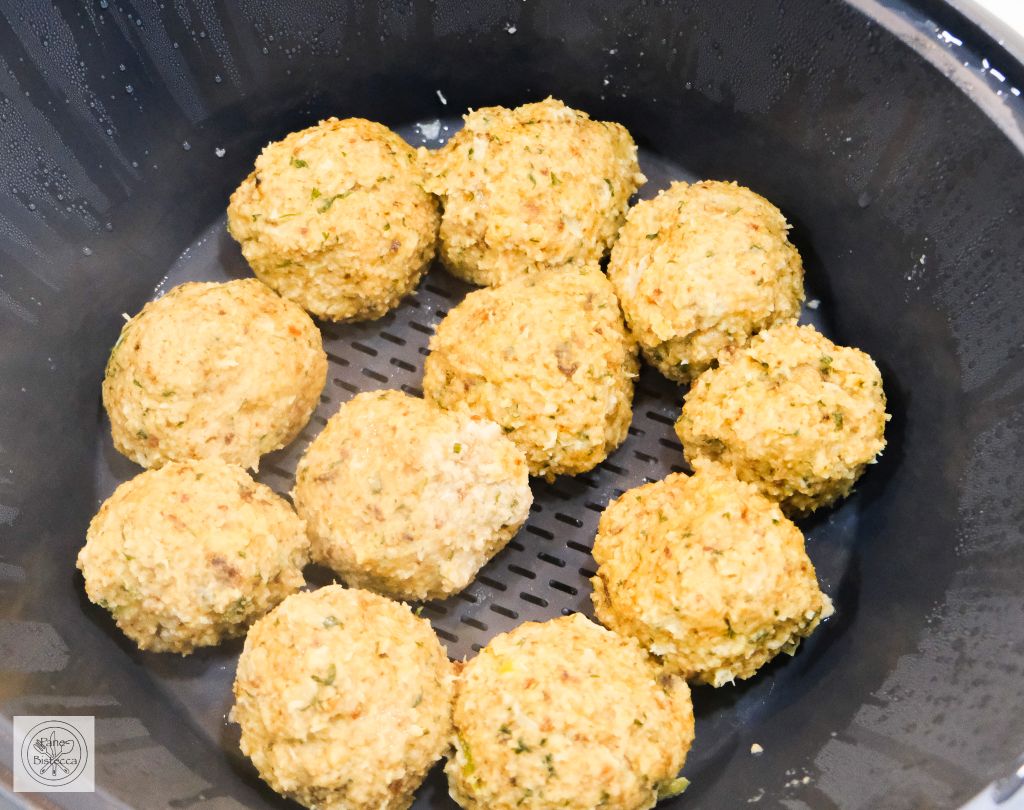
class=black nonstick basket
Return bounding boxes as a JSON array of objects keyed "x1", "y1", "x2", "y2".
[{"x1": 3, "y1": 2, "x2": 1024, "y2": 809}]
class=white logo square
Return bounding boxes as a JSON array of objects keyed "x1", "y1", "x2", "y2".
[{"x1": 12, "y1": 716, "x2": 95, "y2": 793}]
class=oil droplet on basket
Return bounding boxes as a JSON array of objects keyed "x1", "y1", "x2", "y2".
[
  {"x1": 214, "y1": 147, "x2": 226, "y2": 158},
  {"x1": 857, "y1": 191, "x2": 872, "y2": 208},
  {"x1": 82, "y1": 247, "x2": 92, "y2": 256},
  {"x1": 182, "y1": 141, "x2": 191, "y2": 151}
]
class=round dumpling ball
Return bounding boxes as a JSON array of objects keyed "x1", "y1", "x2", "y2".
[
  {"x1": 425, "y1": 97, "x2": 645, "y2": 287},
  {"x1": 103, "y1": 279, "x2": 327, "y2": 470},
  {"x1": 447, "y1": 614, "x2": 694, "y2": 810},
  {"x1": 591, "y1": 461, "x2": 832, "y2": 687},
  {"x1": 676, "y1": 323, "x2": 888, "y2": 514},
  {"x1": 77, "y1": 459, "x2": 309, "y2": 654},
  {"x1": 422, "y1": 265, "x2": 638, "y2": 479},
  {"x1": 293, "y1": 390, "x2": 532, "y2": 600},
  {"x1": 231, "y1": 585, "x2": 454, "y2": 810},
  {"x1": 227, "y1": 117, "x2": 439, "y2": 321},
  {"x1": 608, "y1": 180, "x2": 804, "y2": 382}
]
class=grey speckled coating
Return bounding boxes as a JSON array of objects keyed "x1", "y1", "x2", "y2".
[{"x1": 1, "y1": 1, "x2": 1023, "y2": 809}]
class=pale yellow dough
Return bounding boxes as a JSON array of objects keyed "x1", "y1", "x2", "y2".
[
  {"x1": 294, "y1": 390, "x2": 532, "y2": 600},
  {"x1": 676, "y1": 323, "x2": 888, "y2": 514},
  {"x1": 592, "y1": 461, "x2": 833, "y2": 686},
  {"x1": 232, "y1": 585, "x2": 454, "y2": 810},
  {"x1": 77, "y1": 459, "x2": 309, "y2": 654},
  {"x1": 103, "y1": 279, "x2": 326, "y2": 470},
  {"x1": 608, "y1": 180, "x2": 804, "y2": 382},
  {"x1": 425, "y1": 98, "x2": 645, "y2": 287},
  {"x1": 423, "y1": 265, "x2": 638, "y2": 479},
  {"x1": 447, "y1": 614, "x2": 694, "y2": 810},
  {"x1": 228, "y1": 117, "x2": 439, "y2": 321}
]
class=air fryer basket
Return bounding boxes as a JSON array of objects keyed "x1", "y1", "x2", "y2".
[{"x1": 2, "y1": 1, "x2": 1024, "y2": 808}]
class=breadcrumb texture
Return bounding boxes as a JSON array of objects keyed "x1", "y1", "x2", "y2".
[
  {"x1": 294, "y1": 390, "x2": 532, "y2": 600},
  {"x1": 227, "y1": 117, "x2": 439, "y2": 321},
  {"x1": 608, "y1": 180, "x2": 804, "y2": 382},
  {"x1": 423, "y1": 265, "x2": 638, "y2": 478},
  {"x1": 232, "y1": 586, "x2": 454, "y2": 810},
  {"x1": 77, "y1": 460, "x2": 309, "y2": 654},
  {"x1": 592, "y1": 461, "x2": 833, "y2": 686},
  {"x1": 676, "y1": 323, "x2": 888, "y2": 514},
  {"x1": 447, "y1": 614, "x2": 694, "y2": 810},
  {"x1": 103, "y1": 279, "x2": 327, "y2": 470},
  {"x1": 425, "y1": 98, "x2": 645, "y2": 287}
]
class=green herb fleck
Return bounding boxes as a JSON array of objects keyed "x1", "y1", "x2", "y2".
[
  {"x1": 819, "y1": 354, "x2": 833, "y2": 374},
  {"x1": 543, "y1": 752, "x2": 556, "y2": 777},
  {"x1": 318, "y1": 191, "x2": 352, "y2": 213},
  {"x1": 453, "y1": 442, "x2": 462, "y2": 453},
  {"x1": 498, "y1": 724, "x2": 511, "y2": 736},
  {"x1": 311, "y1": 663, "x2": 336, "y2": 686},
  {"x1": 323, "y1": 615, "x2": 341, "y2": 628},
  {"x1": 646, "y1": 232, "x2": 659, "y2": 240},
  {"x1": 550, "y1": 172, "x2": 560, "y2": 186},
  {"x1": 458, "y1": 735, "x2": 475, "y2": 775},
  {"x1": 725, "y1": 617, "x2": 736, "y2": 638},
  {"x1": 657, "y1": 777, "x2": 690, "y2": 799},
  {"x1": 310, "y1": 187, "x2": 321, "y2": 199},
  {"x1": 833, "y1": 411, "x2": 844, "y2": 430},
  {"x1": 528, "y1": 172, "x2": 537, "y2": 187},
  {"x1": 290, "y1": 157, "x2": 308, "y2": 168},
  {"x1": 513, "y1": 739, "x2": 531, "y2": 754},
  {"x1": 225, "y1": 596, "x2": 249, "y2": 619}
]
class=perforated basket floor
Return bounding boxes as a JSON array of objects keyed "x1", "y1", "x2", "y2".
[{"x1": 91, "y1": 118, "x2": 838, "y2": 807}]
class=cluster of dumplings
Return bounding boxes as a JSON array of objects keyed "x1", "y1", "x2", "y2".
[{"x1": 80, "y1": 97, "x2": 888, "y2": 810}]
